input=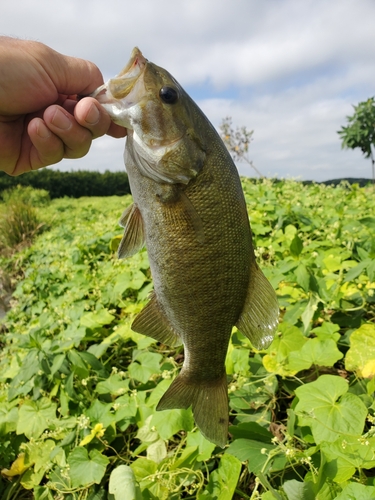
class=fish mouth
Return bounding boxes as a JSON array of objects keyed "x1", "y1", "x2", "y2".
[{"x1": 90, "y1": 47, "x2": 147, "y2": 122}]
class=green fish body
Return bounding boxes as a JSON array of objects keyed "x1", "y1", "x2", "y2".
[{"x1": 92, "y1": 48, "x2": 278, "y2": 447}]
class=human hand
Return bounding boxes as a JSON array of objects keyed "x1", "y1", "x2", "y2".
[{"x1": 0, "y1": 37, "x2": 126, "y2": 176}]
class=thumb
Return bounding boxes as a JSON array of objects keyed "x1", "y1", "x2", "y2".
[{"x1": 36, "y1": 44, "x2": 104, "y2": 96}]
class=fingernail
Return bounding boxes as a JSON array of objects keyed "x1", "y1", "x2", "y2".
[
  {"x1": 52, "y1": 109, "x2": 72, "y2": 130},
  {"x1": 85, "y1": 104, "x2": 100, "y2": 125},
  {"x1": 36, "y1": 121, "x2": 51, "y2": 139}
]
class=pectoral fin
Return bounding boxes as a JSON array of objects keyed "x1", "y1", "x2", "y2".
[
  {"x1": 236, "y1": 262, "x2": 279, "y2": 349},
  {"x1": 131, "y1": 291, "x2": 181, "y2": 347},
  {"x1": 177, "y1": 191, "x2": 205, "y2": 244},
  {"x1": 155, "y1": 185, "x2": 205, "y2": 244},
  {"x1": 117, "y1": 203, "x2": 145, "y2": 259}
]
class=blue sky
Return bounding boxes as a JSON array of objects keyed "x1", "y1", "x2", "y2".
[{"x1": 2, "y1": 0, "x2": 375, "y2": 181}]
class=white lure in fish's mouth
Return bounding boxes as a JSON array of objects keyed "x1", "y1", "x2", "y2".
[{"x1": 90, "y1": 47, "x2": 147, "y2": 129}]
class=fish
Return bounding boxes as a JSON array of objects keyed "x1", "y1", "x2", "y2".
[{"x1": 92, "y1": 48, "x2": 279, "y2": 448}]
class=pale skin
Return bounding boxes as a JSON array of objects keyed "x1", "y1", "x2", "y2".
[{"x1": 0, "y1": 36, "x2": 126, "y2": 176}]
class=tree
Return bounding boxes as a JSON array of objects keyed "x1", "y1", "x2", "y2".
[
  {"x1": 338, "y1": 97, "x2": 375, "y2": 184},
  {"x1": 219, "y1": 117, "x2": 264, "y2": 178}
]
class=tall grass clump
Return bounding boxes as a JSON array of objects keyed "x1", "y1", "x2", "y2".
[{"x1": 0, "y1": 186, "x2": 48, "y2": 250}]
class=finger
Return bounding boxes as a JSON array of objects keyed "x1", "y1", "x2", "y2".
[
  {"x1": 74, "y1": 97, "x2": 111, "y2": 139},
  {"x1": 107, "y1": 121, "x2": 128, "y2": 139},
  {"x1": 74, "y1": 97, "x2": 127, "y2": 139},
  {"x1": 41, "y1": 47, "x2": 104, "y2": 96},
  {"x1": 0, "y1": 118, "x2": 24, "y2": 175},
  {"x1": 27, "y1": 117, "x2": 65, "y2": 170},
  {"x1": 42, "y1": 105, "x2": 93, "y2": 159}
]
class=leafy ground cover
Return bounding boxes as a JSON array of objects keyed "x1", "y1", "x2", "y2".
[{"x1": 0, "y1": 179, "x2": 374, "y2": 500}]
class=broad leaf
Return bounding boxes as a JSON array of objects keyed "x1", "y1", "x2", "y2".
[
  {"x1": 16, "y1": 399, "x2": 57, "y2": 439},
  {"x1": 109, "y1": 465, "x2": 142, "y2": 500},
  {"x1": 294, "y1": 375, "x2": 367, "y2": 443},
  {"x1": 68, "y1": 448, "x2": 109, "y2": 488},
  {"x1": 345, "y1": 323, "x2": 375, "y2": 377}
]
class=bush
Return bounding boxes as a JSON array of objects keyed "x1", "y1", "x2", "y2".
[
  {"x1": 1, "y1": 185, "x2": 50, "y2": 206},
  {"x1": 0, "y1": 201, "x2": 41, "y2": 248},
  {"x1": 0, "y1": 169, "x2": 131, "y2": 199},
  {"x1": 0, "y1": 187, "x2": 46, "y2": 250}
]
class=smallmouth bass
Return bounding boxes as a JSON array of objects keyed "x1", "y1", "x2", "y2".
[{"x1": 92, "y1": 48, "x2": 278, "y2": 447}]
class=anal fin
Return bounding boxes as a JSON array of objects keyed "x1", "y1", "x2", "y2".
[
  {"x1": 131, "y1": 291, "x2": 181, "y2": 347},
  {"x1": 236, "y1": 261, "x2": 279, "y2": 350},
  {"x1": 118, "y1": 203, "x2": 145, "y2": 259}
]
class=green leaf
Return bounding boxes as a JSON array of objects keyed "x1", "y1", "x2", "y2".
[
  {"x1": 226, "y1": 439, "x2": 286, "y2": 474},
  {"x1": 68, "y1": 447, "x2": 109, "y2": 488},
  {"x1": 335, "y1": 483, "x2": 375, "y2": 500},
  {"x1": 67, "y1": 349, "x2": 90, "y2": 379},
  {"x1": 198, "y1": 454, "x2": 241, "y2": 500},
  {"x1": 263, "y1": 323, "x2": 307, "y2": 376},
  {"x1": 96, "y1": 374, "x2": 129, "y2": 397},
  {"x1": 290, "y1": 234, "x2": 303, "y2": 257},
  {"x1": 344, "y1": 260, "x2": 369, "y2": 282},
  {"x1": 85, "y1": 399, "x2": 116, "y2": 428},
  {"x1": 170, "y1": 446, "x2": 199, "y2": 470},
  {"x1": 311, "y1": 322, "x2": 340, "y2": 341},
  {"x1": 80, "y1": 309, "x2": 115, "y2": 329},
  {"x1": 130, "y1": 457, "x2": 158, "y2": 482},
  {"x1": 283, "y1": 300, "x2": 308, "y2": 326},
  {"x1": 294, "y1": 375, "x2": 367, "y2": 444},
  {"x1": 366, "y1": 259, "x2": 375, "y2": 282},
  {"x1": 295, "y1": 264, "x2": 310, "y2": 292},
  {"x1": 146, "y1": 439, "x2": 167, "y2": 463},
  {"x1": 301, "y1": 293, "x2": 321, "y2": 332},
  {"x1": 109, "y1": 465, "x2": 142, "y2": 500},
  {"x1": 288, "y1": 338, "x2": 343, "y2": 372},
  {"x1": 16, "y1": 398, "x2": 57, "y2": 439},
  {"x1": 150, "y1": 408, "x2": 194, "y2": 440},
  {"x1": 345, "y1": 323, "x2": 375, "y2": 377},
  {"x1": 228, "y1": 421, "x2": 273, "y2": 443},
  {"x1": 321, "y1": 437, "x2": 375, "y2": 482},
  {"x1": 323, "y1": 255, "x2": 342, "y2": 272},
  {"x1": 359, "y1": 216, "x2": 375, "y2": 229},
  {"x1": 186, "y1": 429, "x2": 216, "y2": 461},
  {"x1": 226, "y1": 345, "x2": 250, "y2": 375},
  {"x1": 128, "y1": 351, "x2": 162, "y2": 383},
  {"x1": 283, "y1": 479, "x2": 315, "y2": 500}
]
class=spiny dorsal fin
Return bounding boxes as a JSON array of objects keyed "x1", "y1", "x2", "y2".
[
  {"x1": 131, "y1": 291, "x2": 181, "y2": 347},
  {"x1": 235, "y1": 261, "x2": 279, "y2": 350},
  {"x1": 118, "y1": 203, "x2": 145, "y2": 259}
]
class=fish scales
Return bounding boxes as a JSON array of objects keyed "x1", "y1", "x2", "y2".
[
  {"x1": 126, "y1": 129, "x2": 251, "y2": 376},
  {"x1": 92, "y1": 48, "x2": 279, "y2": 447}
]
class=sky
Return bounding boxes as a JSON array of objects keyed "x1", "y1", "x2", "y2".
[{"x1": 2, "y1": 0, "x2": 375, "y2": 182}]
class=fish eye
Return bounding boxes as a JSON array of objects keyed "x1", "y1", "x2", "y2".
[{"x1": 159, "y1": 86, "x2": 179, "y2": 104}]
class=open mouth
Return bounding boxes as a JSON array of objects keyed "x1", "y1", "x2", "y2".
[{"x1": 91, "y1": 47, "x2": 147, "y2": 105}]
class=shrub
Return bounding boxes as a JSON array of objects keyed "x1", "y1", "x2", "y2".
[
  {"x1": 0, "y1": 201, "x2": 41, "y2": 248},
  {"x1": 0, "y1": 169, "x2": 131, "y2": 198},
  {"x1": 1, "y1": 185, "x2": 50, "y2": 206}
]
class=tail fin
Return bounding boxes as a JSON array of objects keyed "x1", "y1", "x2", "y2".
[{"x1": 156, "y1": 372, "x2": 228, "y2": 448}]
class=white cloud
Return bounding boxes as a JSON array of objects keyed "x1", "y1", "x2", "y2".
[{"x1": 2, "y1": 0, "x2": 375, "y2": 181}]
